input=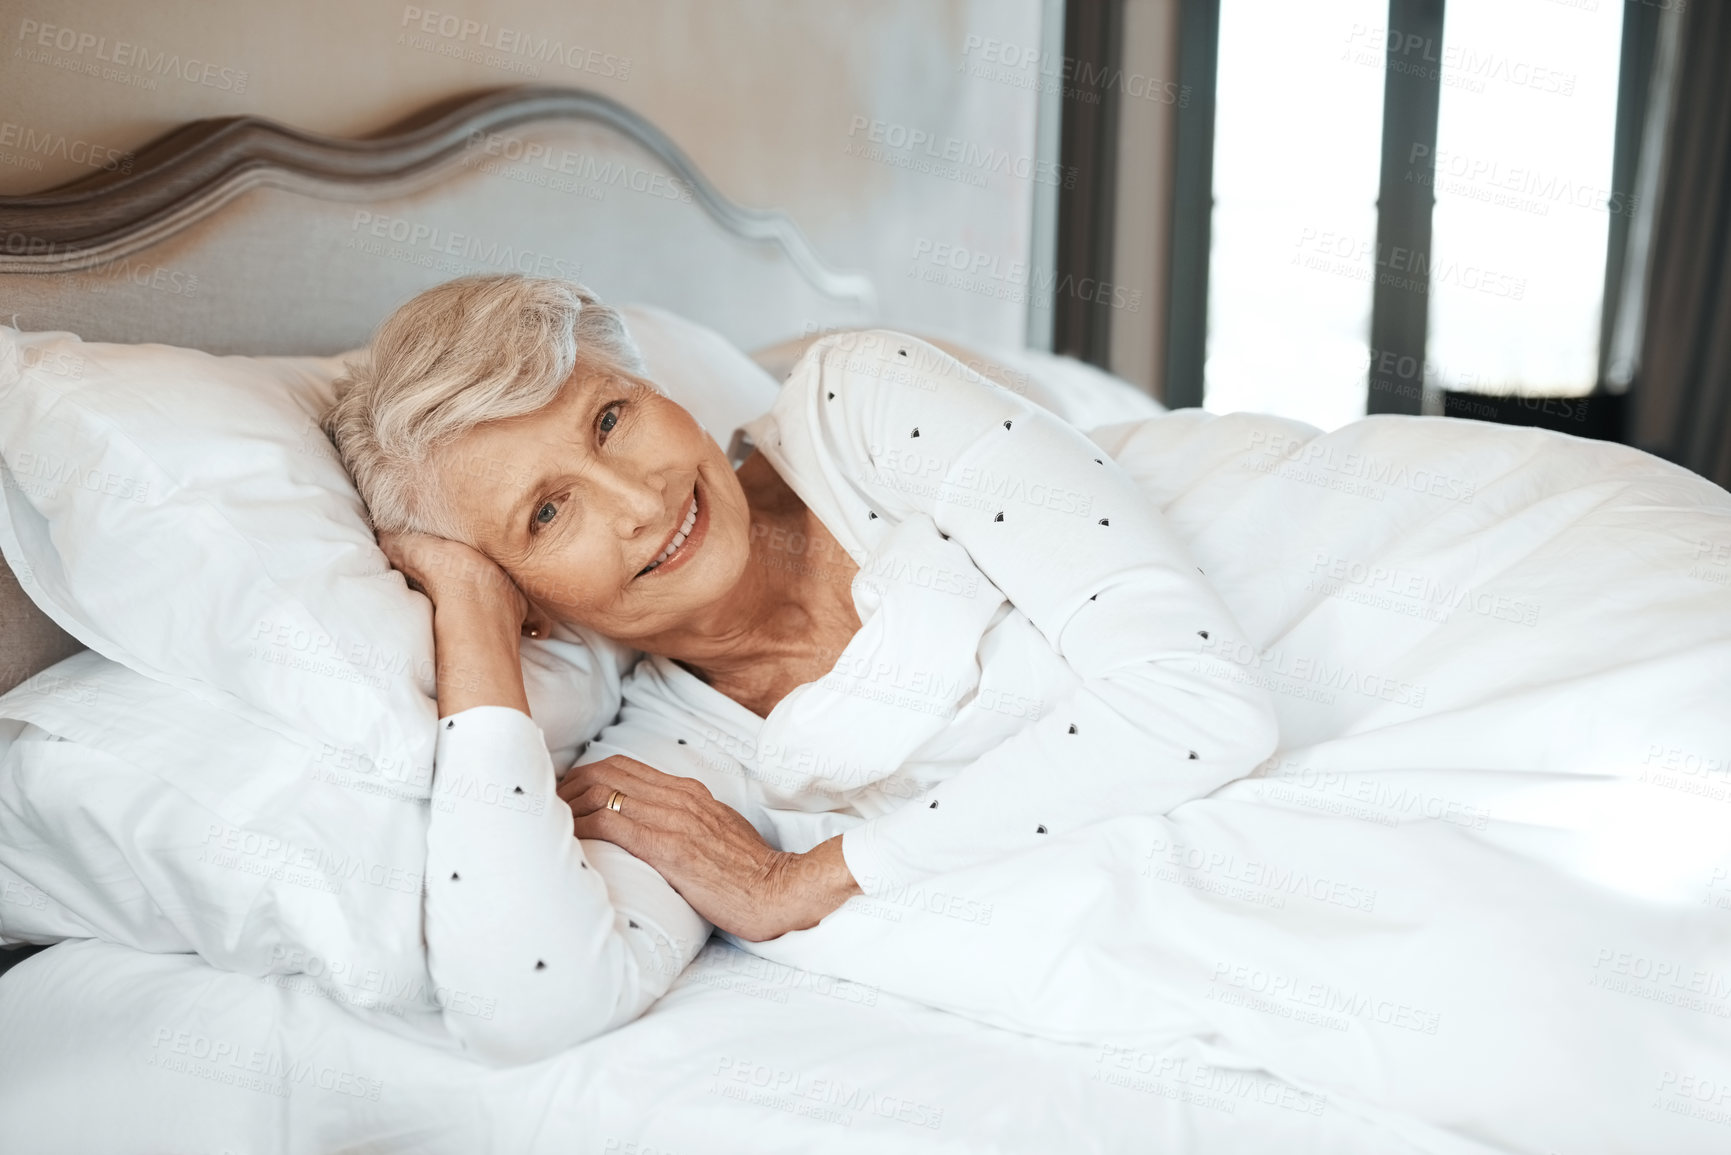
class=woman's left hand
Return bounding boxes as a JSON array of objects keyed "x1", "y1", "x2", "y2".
[{"x1": 560, "y1": 755, "x2": 860, "y2": 941}]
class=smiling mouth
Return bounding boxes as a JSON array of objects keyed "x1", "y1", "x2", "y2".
[{"x1": 637, "y1": 486, "x2": 699, "y2": 577}]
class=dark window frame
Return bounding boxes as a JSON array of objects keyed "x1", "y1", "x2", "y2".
[
  {"x1": 1161, "y1": 0, "x2": 1219, "y2": 410},
  {"x1": 1365, "y1": 0, "x2": 1444, "y2": 417},
  {"x1": 1051, "y1": 0, "x2": 1126, "y2": 367}
]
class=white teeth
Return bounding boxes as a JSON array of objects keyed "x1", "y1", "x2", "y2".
[{"x1": 641, "y1": 494, "x2": 699, "y2": 574}]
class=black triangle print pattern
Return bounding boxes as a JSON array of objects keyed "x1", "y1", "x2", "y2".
[{"x1": 798, "y1": 376, "x2": 1247, "y2": 873}]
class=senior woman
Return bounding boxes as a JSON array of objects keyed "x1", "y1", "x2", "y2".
[{"x1": 323, "y1": 273, "x2": 1278, "y2": 1065}]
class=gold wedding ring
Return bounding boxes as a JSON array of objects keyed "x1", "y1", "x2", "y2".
[{"x1": 606, "y1": 789, "x2": 626, "y2": 813}]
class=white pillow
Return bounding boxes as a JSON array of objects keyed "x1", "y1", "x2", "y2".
[
  {"x1": 0, "y1": 650, "x2": 432, "y2": 1007},
  {"x1": 0, "y1": 303, "x2": 781, "y2": 779}
]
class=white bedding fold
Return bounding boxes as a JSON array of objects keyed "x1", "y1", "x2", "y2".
[{"x1": 0, "y1": 936, "x2": 1434, "y2": 1154}]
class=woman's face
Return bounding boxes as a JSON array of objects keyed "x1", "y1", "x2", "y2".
[{"x1": 434, "y1": 365, "x2": 753, "y2": 644}]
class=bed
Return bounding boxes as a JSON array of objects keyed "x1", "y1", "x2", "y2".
[
  {"x1": 3, "y1": 86, "x2": 1729, "y2": 1155},
  {"x1": 0, "y1": 82, "x2": 1366, "y2": 1155}
]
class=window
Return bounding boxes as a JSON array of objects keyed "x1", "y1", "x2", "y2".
[
  {"x1": 1192, "y1": 0, "x2": 1626, "y2": 427},
  {"x1": 1205, "y1": 0, "x2": 1386, "y2": 430},
  {"x1": 1425, "y1": 0, "x2": 1624, "y2": 398}
]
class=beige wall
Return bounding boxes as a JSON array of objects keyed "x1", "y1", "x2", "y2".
[
  {"x1": 1108, "y1": 0, "x2": 1181, "y2": 399},
  {"x1": 0, "y1": 0, "x2": 1051, "y2": 347}
]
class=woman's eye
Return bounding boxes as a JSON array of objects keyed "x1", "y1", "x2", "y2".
[
  {"x1": 534, "y1": 501, "x2": 558, "y2": 528},
  {"x1": 599, "y1": 401, "x2": 625, "y2": 437}
]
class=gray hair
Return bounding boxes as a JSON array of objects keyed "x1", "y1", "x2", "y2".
[{"x1": 322, "y1": 274, "x2": 645, "y2": 540}]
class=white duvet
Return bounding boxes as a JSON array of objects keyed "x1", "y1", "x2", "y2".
[
  {"x1": 739, "y1": 409, "x2": 1731, "y2": 1154},
  {"x1": 4, "y1": 406, "x2": 1730, "y2": 1154}
]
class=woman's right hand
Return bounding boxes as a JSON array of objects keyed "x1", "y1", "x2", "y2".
[
  {"x1": 378, "y1": 530, "x2": 549, "y2": 717},
  {"x1": 377, "y1": 530, "x2": 552, "y2": 639}
]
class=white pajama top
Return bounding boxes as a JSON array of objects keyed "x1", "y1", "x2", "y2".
[{"x1": 424, "y1": 331, "x2": 1279, "y2": 1064}]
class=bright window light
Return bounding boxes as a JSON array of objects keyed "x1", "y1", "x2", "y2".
[
  {"x1": 1425, "y1": 0, "x2": 1625, "y2": 397},
  {"x1": 1205, "y1": 0, "x2": 1386, "y2": 431}
]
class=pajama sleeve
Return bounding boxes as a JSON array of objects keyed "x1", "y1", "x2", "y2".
[
  {"x1": 781, "y1": 331, "x2": 1280, "y2": 894},
  {"x1": 424, "y1": 705, "x2": 708, "y2": 1066}
]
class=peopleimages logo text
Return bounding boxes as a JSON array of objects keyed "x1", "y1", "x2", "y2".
[{"x1": 15, "y1": 19, "x2": 250, "y2": 91}]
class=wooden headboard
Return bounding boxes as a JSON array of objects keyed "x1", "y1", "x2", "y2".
[{"x1": 0, "y1": 85, "x2": 879, "y2": 693}]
